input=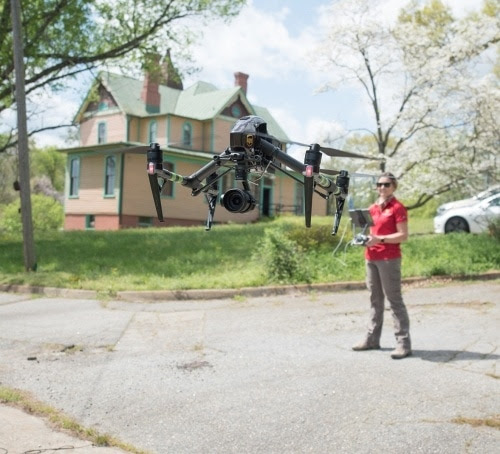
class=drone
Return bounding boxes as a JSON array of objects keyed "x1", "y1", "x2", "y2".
[{"x1": 138, "y1": 115, "x2": 375, "y2": 233}]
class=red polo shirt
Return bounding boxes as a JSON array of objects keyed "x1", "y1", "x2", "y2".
[{"x1": 365, "y1": 197, "x2": 408, "y2": 261}]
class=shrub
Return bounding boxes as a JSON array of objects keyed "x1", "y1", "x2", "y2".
[
  {"x1": 253, "y1": 225, "x2": 314, "y2": 284},
  {"x1": 286, "y1": 223, "x2": 341, "y2": 249},
  {"x1": 0, "y1": 194, "x2": 64, "y2": 233}
]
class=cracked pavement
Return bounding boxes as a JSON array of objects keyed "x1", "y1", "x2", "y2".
[{"x1": 0, "y1": 281, "x2": 499, "y2": 453}]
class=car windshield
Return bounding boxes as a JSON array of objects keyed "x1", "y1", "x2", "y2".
[{"x1": 475, "y1": 186, "x2": 500, "y2": 200}]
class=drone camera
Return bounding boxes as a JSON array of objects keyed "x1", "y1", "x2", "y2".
[{"x1": 221, "y1": 188, "x2": 256, "y2": 213}]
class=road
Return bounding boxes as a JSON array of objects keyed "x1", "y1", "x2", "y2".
[{"x1": 0, "y1": 280, "x2": 499, "y2": 453}]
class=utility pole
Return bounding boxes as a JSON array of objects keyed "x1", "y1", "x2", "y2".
[{"x1": 10, "y1": 0, "x2": 37, "y2": 271}]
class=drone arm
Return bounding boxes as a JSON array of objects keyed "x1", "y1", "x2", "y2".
[
  {"x1": 150, "y1": 166, "x2": 186, "y2": 184},
  {"x1": 183, "y1": 153, "x2": 225, "y2": 192},
  {"x1": 259, "y1": 139, "x2": 304, "y2": 173},
  {"x1": 259, "y1": 139, "x2": 341, "y2": 194}
]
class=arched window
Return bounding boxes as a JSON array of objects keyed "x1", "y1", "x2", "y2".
[
  {"x1": 97, "y1": 122, "x2": 106, "y2": 144},
  {"x1": 69, "y1": 157, "x2": 80, "y2": 197},
  {"x1": 182, "y1": 122, "x2": 192, "y2": 147}
]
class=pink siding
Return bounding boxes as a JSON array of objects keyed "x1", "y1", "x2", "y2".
[
  {"x1": 80, "y1": 113, "x2": 126, "y2": 146},
  {"x1": 65, "y1": 154, "x2": 119, "y2": 215},
  {"x1": 64, "y1": 84, "x2": 328, "y2": 230}
]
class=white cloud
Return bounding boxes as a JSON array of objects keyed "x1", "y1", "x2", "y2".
[{"x1": 186, "y1": 0, "x2": 320, "y2": 88}]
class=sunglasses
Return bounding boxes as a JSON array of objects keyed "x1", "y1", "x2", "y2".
[{"x1": 376, "y1": 182, "x2": 392, "y2": 188}]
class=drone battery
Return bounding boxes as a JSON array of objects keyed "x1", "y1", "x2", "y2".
[{"x1": 230, "y1": 132, "x2": 255, "y2": 150}]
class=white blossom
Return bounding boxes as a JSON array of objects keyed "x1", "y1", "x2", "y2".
[{"x1": 311, "y1": 0, "x2": 499, "y2": 207}]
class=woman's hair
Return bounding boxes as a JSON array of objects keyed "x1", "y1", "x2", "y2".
[{"x1": 378, "y1": 172, "x2": 398, "y2": 189}]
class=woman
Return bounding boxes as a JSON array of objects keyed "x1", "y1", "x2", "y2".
[{"x1": 352, "y1": 172, "x2": 412, "y2": 359}]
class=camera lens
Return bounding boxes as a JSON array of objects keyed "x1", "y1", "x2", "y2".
[{"x1": 221, "y1": 188, "x2": 256, "y2": 213}]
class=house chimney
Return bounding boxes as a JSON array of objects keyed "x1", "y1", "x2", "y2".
[
  {"x1": 141, "y1": 54, "x2": 161, "y2": 113},
  {"x1": 234, "y1": 71, "x2": 249, "y2": 94}
]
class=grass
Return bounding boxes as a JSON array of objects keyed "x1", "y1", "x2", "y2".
[
  {"x1": 452, "y1": 415, "x2": 500, "y2": 430},
  {"x1": 0, "y1": 216, "x2": 498, "y2": 294},
  {"x1": 0, "y1": 385, "x2": 149, "y2": 453}
]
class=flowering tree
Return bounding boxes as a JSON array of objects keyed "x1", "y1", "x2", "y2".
[{"x1": 313, "y1": 0, "x2": 499, "y2": 208}]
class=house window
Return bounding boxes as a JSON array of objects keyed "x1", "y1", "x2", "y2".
[
  {"x1": 69, "y1": 157, "x2": 80, "y2": 197},
  {"x1": 182, "y1": 122, "x2": 192, "y2": 147},
  {"x1": 149, "y1": 120, "x2": 157, "y2": 144},
  {"x1": 138, "y1": 216, "x2": 153, "y2": 227},
  {"x1": 231, "y1": 104, "x2": 241, "y2": 117},
  {"x1": 86, "y1": 215, "x2": 95, "y2": 229},
  {"x1": 161, "y1": 162, "x2": 174, "y2": 197},
  {"x1": 104, "y1": 156, "x2": 116, "y2": 196},
  {"x1": 98, "y1": 122, "x2": 107, "y2": 144}
]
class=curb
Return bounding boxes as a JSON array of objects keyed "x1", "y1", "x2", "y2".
[{"x1": 1, "y1": 271, "x2": 498, "y2": 302}]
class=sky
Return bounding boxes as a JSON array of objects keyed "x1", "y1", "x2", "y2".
[{"x1": 24, "y1": 0, "x2": 482, "y2": 158}]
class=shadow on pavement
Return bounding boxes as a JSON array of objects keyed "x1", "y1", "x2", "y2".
[{"x1": 412, "y1": 349, "x2": 500, "y2": 362}]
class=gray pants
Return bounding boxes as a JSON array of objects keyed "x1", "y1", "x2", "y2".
[{"x1": 365, "y1": 258, "x2": 411, "y2": 348}]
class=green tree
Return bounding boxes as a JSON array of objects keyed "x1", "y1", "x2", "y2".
[
  {"x1": 0, "y1": 134, "x2": 17, "y2": 205},
  {"x1": 0, "y1": 0, "x2": 246, "y2": 152},
  {"x1": 31, "y1": 145, "x2": 66, "y2": 192},
  {"x1": 0, "y1": 193, "x2": 64, "y2": 233}
]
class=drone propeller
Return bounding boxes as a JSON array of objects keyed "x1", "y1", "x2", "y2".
[
  {"x1": 318, "y1": 146, "x2": 376, "y2": 160},
  {"x1": 289, "y1": 141, "x2": 378, "y2": 161},
  {"x1": 124, "y1": 145, "x2": 150, "y2": 153},
  {"x1": 318, "y1": 168, "x2": 376, "y2": 179}
]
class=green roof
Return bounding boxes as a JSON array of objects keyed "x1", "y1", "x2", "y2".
[{"x1": 78, "y1": 72, "x2": 289, "y2": 143}]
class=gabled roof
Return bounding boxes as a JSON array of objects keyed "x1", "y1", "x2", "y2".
[{"x1": 75, "y1": 71, "x2": 289, "y2": 143}]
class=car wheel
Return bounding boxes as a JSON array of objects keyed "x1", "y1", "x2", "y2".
[{"x1": 444, "y1": 216, "x2": 470, "y2": 233}]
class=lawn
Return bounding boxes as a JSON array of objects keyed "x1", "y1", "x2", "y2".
[{"x1": 0, "y1": 216, "x2": 498, "y2": 295}]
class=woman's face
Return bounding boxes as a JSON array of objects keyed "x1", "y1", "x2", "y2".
[{"x1": 376, "y1": 178, "x2": 395, "y2": 197}]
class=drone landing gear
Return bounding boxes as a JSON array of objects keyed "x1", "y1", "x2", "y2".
[{"x1": 205, "y1": 193, "x2": 218, "y2": 231}]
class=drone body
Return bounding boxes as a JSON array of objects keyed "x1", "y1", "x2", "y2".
[{"x1": 144, "y1": 115, "x2": 374, "y2": 232}]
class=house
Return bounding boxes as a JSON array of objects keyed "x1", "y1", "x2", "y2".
[{"x1": 61, "y1": 55, "x2": 327, "y2": 230}]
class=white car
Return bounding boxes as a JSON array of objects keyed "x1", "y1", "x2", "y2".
[
  {"x1": 435, "y1": 185, "x2": 500, "y2": 216},
  {"x1": 434, "y1": 193, "x2": 500, "y2": 234}
]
